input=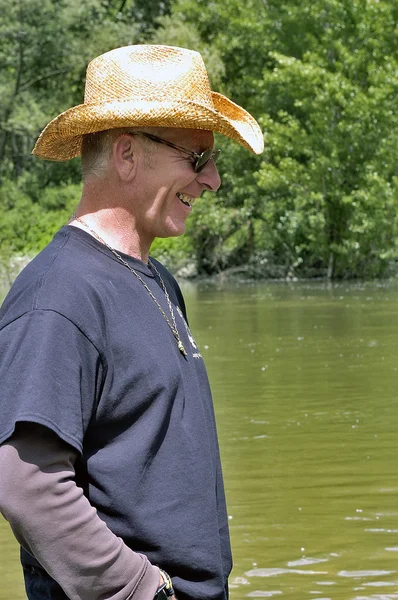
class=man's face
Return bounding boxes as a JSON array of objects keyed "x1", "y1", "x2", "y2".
[{"x1": 131, "y1": 128, "x2": 221, "y2": 243}]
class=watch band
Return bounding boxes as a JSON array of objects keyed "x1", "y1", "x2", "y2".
[
  {"x1": 155, "y1": 569, "x2": 174, "y2": 599},
  {"x1": 155, "y1": 587, "x2": 169, "y2": 600}
]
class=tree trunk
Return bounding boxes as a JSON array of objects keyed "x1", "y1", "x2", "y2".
[{"x1": 327, "y1": 252, "x2": 334, "y2": 279}]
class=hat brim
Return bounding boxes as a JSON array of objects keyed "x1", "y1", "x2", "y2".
[{"x1": 32, "y1": 92, "x2": 264, "y2": 161}]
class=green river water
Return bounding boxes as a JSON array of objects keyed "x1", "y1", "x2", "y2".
[{"x1": 1, "y1": 280, "x2": 398, "y2": 599}]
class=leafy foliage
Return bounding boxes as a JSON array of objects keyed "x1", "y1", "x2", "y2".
[
  {"x1": 1, "y1": 0, "x2": 397, "y2": 280},
  {"x1": 159, "y1": 0, "x2": 398, "y2": 278}
]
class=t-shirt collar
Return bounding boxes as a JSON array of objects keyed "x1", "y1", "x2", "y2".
[{"x1": 64, "y1": 225, "x2": 155, "y2": 277}]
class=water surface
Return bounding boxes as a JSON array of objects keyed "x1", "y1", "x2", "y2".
[{"x1": 1, "y1": 280, "x2": 398, "y2": 599}]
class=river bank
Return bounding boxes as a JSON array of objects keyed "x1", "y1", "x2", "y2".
[{"x1": 2, "y1": 254, "x2": 398, "y2": 300}]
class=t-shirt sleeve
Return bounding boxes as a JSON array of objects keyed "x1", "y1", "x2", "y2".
[{"x1": 0, "y1": 309, "x2": 103, "y2": 453}]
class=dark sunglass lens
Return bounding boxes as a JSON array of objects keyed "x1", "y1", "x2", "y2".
[
  {"x1": 195, "y1": 149, "x2": 212, "y2": 172},
  {"x1": 195, "y1": 149, "x2": 219, "y2": 172}
]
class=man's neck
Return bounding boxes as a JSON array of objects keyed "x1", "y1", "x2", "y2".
[
  {"x1": 69, "y1": 209, "x2": 151, "y2": 264},
  {"x1": 75, "y1": 177, "x2": 154, "y2": 263}
]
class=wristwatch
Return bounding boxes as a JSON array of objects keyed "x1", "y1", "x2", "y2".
[{"x1": 155, "y1": 569, "x2": 175, "y2": 600}]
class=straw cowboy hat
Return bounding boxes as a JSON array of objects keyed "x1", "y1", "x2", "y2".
[{"x1": 32, "y1": 44, "x2": 264, "y2": 161}]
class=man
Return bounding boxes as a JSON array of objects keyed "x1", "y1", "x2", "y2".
[{"x1": 0, "y1": 45, "x2": 263, "y2": 600}]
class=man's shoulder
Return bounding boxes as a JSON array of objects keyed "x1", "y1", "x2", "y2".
[
  {"x1": 149, "y1": 257, "x2": 177, "y2": 287},
  {"x1": 0, "y1": 227, "x2": 105, "y2": 324}
]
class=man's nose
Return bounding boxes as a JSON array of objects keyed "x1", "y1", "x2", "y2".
[{"x1": 197, "y1": 160, "x2": 221, "y2": 192}]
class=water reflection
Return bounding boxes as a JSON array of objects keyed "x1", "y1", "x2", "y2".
[{"x1": 1, "y1": 280, "x2": 398, "y2": 599}]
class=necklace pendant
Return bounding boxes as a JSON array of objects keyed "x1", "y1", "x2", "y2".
[{"x1": 178, "y1": 340, "x2": 188, "y2": 357}]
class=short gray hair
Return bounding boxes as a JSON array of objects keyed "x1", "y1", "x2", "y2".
[{"x1": 81, "y1": 127, "x2": 159, "y2": 179}]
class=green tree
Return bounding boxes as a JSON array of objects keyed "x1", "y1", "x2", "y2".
[
  {"x1": 1, "y1": 0, "x2": 397, "y2": 280},
  {"x1": 0, "y1": 0, "x2": 143, "y2": 184},
  {"x1": 157, "y1": 0, "x2": 398, "y2": 278},
  {"x1": 0, "y1": 0, "x2": 141, "y2": 270},
  {"x1": 256, "y1": 0, "x2": 398, "y2": 277}
]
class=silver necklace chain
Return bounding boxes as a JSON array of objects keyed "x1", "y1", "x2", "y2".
[{"x1": 71, "y1": 214, "x2": 187, "y2": 357}]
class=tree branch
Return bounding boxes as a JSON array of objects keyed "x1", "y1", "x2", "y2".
[
  {"x1": 19, "y1": 68, "x2": 69, "y2": 93},
  {"x1": 118, "y1": 0, "x2": 128, "y2": 12}
]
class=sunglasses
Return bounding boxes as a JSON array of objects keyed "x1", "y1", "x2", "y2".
[{"x1": 128, "y1": 132, "x2": 221, "y2": 173}]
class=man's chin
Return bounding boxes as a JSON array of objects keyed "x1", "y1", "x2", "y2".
[{"x1": 158, "y1": 221, "x2": 187, "y2": 239}]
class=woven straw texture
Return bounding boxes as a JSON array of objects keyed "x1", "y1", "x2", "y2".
[{"x1": 33, "y1": 45, "x2": 264, "y2": 161}]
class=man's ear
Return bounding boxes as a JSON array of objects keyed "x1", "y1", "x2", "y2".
[{"x1": 112, "y1": 134, "x2": 139, "y2": 181}]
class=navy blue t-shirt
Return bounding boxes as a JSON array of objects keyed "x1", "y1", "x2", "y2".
[{"x1": 0, "y1": 226, "x2": 232, "y2": 600}]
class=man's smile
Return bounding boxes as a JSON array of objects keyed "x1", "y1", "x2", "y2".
[{"x1": 176, "y1": 192, "x2": 196, "y2": 208}]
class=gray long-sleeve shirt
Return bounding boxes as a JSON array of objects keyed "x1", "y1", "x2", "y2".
[{"x1": 0, "y1": 422, "x2": 160, "y2": 600}]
